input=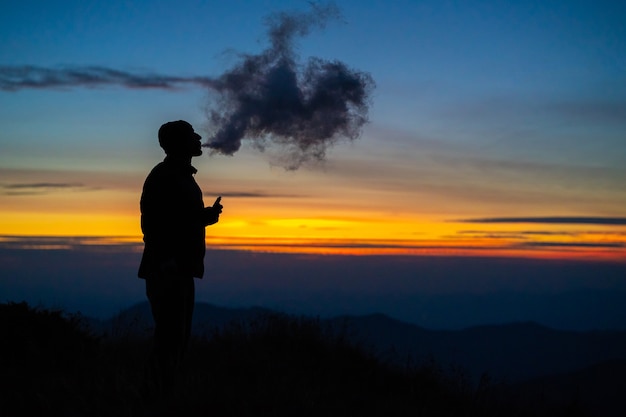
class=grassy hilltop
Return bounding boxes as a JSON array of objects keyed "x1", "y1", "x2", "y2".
[{"x1": 1, "y1": 302, "x2": 593, "y2": 417}]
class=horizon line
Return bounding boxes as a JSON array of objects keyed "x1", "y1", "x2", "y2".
[{"x1": 1, "y1": 234, "x2": 625, "y2": 262}]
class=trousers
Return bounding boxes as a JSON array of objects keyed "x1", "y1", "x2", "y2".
[{"x1": 145, "y1": 272, "x2": 195, "y2": 388}]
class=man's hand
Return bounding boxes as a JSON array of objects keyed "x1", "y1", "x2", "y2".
[
  {"x1": 213, "y1": 196, "x2": 223, "y2": 213},
  {"x1": 204, "y1": 196, "x2": 222, "y2": 225}
]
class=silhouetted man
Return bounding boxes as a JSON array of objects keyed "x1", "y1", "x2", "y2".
[{"x1": 138, "y1": 120, "x2": 222, "y2": 390}]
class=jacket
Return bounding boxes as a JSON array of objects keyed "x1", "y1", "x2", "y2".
[{"x1": 138, "y1": 157, "x2": 217, "y2": 279}]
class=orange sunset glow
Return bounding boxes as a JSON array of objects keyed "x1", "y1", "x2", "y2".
[{"x1": 1, "y1": 176, "x2": 624, "y2": 261}]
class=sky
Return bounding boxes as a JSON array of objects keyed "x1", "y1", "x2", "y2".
[{"x1": 1, "y1": 1, "x2": 625, "y2": 324}]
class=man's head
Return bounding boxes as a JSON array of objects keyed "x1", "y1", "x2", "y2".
[{"x1": 158, "y1": 120, "x2": 203, "y2": 157}]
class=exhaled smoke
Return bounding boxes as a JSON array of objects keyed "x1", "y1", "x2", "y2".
[
  {"x1": 0, "y1": 65, "x2": 215, "y2": 91},
  {"x1": 204, "y1": 3, "x2": 375, "y2": 170}
]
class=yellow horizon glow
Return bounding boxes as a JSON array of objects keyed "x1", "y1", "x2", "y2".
[
  {"x1": 2, "y1": 163, "x2": 625, "y2": 262},
  {"x1": 2, "y1": 208, "x2": 625, "y2": 262}
]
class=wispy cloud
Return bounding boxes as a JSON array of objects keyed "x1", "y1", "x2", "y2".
[
  {"x1": 205, "y1": 191, "x2": 305, "y2": 199},
  {"x1": 451, "y1": 228, "x2": 626, "y2": 256},
  {"x1": 459, "y1": 217, "x2": 626, "y2": 226},
  {"x1": 546, "y1": 99, "x2": 626, "y2": 126},
  {"x1": 0, "y1": 235, "x2": 140, "y2": 250},
  {"x1": 455, "y1": 230, "x2": 574, "y2": 241},
  {"x1": 458, "y1": 230, "x2": 575, "y2": 237},
  {"x1": 4, "y1": 182, "x2": 84, "y2": 189},
  {"x1": 440, "y1": 93, "x2": 626, "y2": 128},
  {"x1": 2, "y1": 182, "x2": 94, "y2": 195},
  {"x1": 0, "y1": 65, "x2": 215, "y2": 91},
  {"x1": 519, "y1": 241, "x2": 625, "y2": 249}
]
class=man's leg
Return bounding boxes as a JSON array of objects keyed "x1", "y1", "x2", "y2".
[
  {"x1": 181, "y1": 276, "x2": 195, "y2": 358},
  {"x1": 146, "y1": 273, "x2": 195, "y2": 391}
]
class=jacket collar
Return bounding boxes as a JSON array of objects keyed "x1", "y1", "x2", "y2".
[{"x1": 163, "y1": 156, "x2": 197, "y2": 175}]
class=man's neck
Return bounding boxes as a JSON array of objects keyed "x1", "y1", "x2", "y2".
[{"x1": 165, "y1": 154, "x2": 193, "y2": 166}]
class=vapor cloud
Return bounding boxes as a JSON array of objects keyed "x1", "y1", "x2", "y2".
[
  {"x1": 203, "y1": 2, "x2": 375, "y2": 169},
  {"x1": 0, "y1": 65, "x2": 214, "y2": 91}
]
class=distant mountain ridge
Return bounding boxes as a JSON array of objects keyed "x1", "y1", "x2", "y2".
[
  {"x1": 331, "y1": 313, "x2": 626, "y2": 382},
  {"x1": 94, "y1": 301, "x2": 626, "y2": 385}
]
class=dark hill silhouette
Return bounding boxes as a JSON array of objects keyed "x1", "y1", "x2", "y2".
[
  {"x1": 100, "y1": 302, "x2": 626, "y2": 384},
  {"x1": 4, "y1": 301, "x2": 566, "y2": 417},
  {"x1": 98, "y1": 301, "x2": 274, "y2": 338},
  {"x1": 74, "y1": 301, "x2": 626, "y2": 416},
  {"x1": 6, "y1": 301, "x2": 625, "y2": 416},
  {"x1": 503, "y1": 359, "x2": 626, "y2": 417}
]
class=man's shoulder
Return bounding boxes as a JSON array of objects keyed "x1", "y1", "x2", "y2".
[
  {"x1": 145, "y1": 161, "x2": 170, "y2": 179},
  {"x1": 150, "y1": 160, "x2": 168, "y2": 173},
  {"x1": 142, "y1": 161, "x2": 172, "y2": 190}
]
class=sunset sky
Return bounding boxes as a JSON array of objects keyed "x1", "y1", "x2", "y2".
[{"x1": 1, "y1": 0, "x2": 625, "y2": 261}]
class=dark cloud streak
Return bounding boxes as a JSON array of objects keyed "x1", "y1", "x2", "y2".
[
  {"x1": 204, "y1": 191, "x2": 305, "y2": 198},
  {"x1": 4, "y1": 182, "x2": 84, "y2": 189},
  {"x1": 2, "y1": 182, "x2": 93, "y2": 195},
  {"x1": 460, "y1": 216, "x2": 626, "y2": 226},
  {"x1": 520, "y1": 241, "x2": 625, "y2": 249},
  {"x1": 0, "y1": 65, "x2": 215, "y2": 91}
]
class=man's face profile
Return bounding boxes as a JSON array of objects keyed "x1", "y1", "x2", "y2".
[
  {"x1": 186, "y1": 129, "x2": 203, "y2": 157},
  {"x1": 159, "y1": 120, "x2": 203, "y2": 157}
]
